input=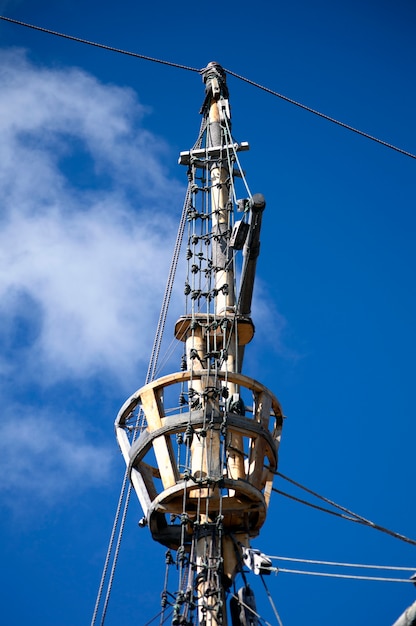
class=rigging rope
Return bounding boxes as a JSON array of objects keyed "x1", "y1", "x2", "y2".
[
  {"x1": 142, "y1": 608, "x2": 173, "y2": 626},
  {"x1": 148, "y1": 117, "x2": 207, "y2": 383},
  {"x1": 273, "y1": 486, "x2": 361, "y2": 522},
  {"x1": 98, "y1": 486, "x2": 132, "y2": 626},
  {"x1": 1, "y1": 15, "x2": 415, "y2": 160},
  {"x1": 251, "y1": 553, "x2": 416, "y2": 582},
  {"x1": 269, "y1": 555, "x2": 416, "y2": 572},
  {"x1": 90, "y1": 119, "x2": 206, "y2": 626},
  {"x1": 0, "y1": 15, "x2": 199, "y2": 72},
  {"x1": 276, "y1": 568, "x2": 415, "y2": 583},
  {"x1": 90, "y1": 471, "x2": 129, "y2": 626},
  {"x1": 274, "y1": 472, "x2": 416, "y2": 547},
  {"x1": 224, "y1": 67, "x2": 416, "y2": 160},
  {"x1": 260, "y1": 575, "x2": 284, "y2": 626},
  {"x1": 230, "y1": 592, "x2": 273, "y2": 626},
  {"x1": 146, "y1": 185, "x2": 190, "y2": 382}
]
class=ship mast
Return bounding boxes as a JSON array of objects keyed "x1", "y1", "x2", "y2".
[{"x1": 115, "y1": 62, "x2": 283, "y2": 626}]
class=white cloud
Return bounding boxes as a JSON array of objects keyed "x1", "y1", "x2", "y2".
[
  {"x1": 252, "y1": 281, "x2": 287, "y2": 350},
  {"x1": 0, "y1": 49, "x2": 184, "y2": 386},
  {"x1": 0, "y1": 408, "x2": 115, "y2": 502}
]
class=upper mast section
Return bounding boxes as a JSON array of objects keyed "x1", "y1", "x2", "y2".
[
  {"x1": 177, "y1": 61, "x2": 263, "y2": 374},
  {"x1": 115, "y1": 62, "x2": 283, "y2": 626},
  {"x1": 200, "y1": 61, "x2": 230, "y2": 144}
]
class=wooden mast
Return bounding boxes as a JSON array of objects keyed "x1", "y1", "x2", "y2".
[{"x1": 115, "y1": 62, "x2": 284, "y2": 626}]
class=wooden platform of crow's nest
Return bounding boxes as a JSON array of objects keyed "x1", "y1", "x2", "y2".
[{"x1": 115, "y1": 369, "x2": 284, "y2": 550}]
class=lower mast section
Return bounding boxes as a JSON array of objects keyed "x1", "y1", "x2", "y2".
[{"x1": 115, "y1": 63, "x2": 284, "y2": 625}]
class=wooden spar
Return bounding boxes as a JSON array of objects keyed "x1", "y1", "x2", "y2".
[
  {"x1": 237, "y1": 193, "x2": 266, "y2": 370},
  {"x1": 206, "y1": 64, "x2": 245, "y2": 486},
  {"x1": 392, "y1": 601, "x2": 416, "y2": 626},
  {"x1": 195, "y1": 62, "x2": 230, "y2": 626}
]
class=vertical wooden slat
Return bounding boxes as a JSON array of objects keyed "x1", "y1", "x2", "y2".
[
  {"x1": 140, "y1": 387, "x2": 179, "y2": 489},
  {"x1": 248, "y1": 391, "x2": 272, "y2": 490}
]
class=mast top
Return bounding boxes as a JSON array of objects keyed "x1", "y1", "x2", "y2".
[
  {"x1": 200, "y1": 61, "x2": 227, "y2": 81},
  {"x1": 200, "y1": 61, "x2": 229, "y2": 113}
]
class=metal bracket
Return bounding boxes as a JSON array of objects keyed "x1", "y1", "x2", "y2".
[
  {"x1": 219, "y1": 98, "x2": 231, "y2": 121},
  {"x1": 242, "y1": 547, "x2": 275, "y2": 576}
]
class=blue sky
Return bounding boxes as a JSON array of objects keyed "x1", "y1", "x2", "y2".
[{"x1": 0, "y1": 1, "x2": 415, "y2": 625}]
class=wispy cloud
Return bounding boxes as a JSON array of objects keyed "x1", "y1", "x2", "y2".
[
  {"x1": 0, "y1": 49, "x2": 185, "y2": 505},
  {"x1": 0, "y1": 49, "x2": 183, "y2": 387},
  {"x1": 0, "y1": 407, "x2": 115, "y2": 505},
  {"x1": 252, "y1": 280, "x2": 298, "y2": 361}
]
